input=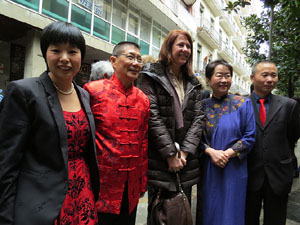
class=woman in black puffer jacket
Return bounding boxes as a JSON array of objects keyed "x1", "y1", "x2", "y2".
[{"x1": 139, "y1": 30, "x2": 204, "y2": 208}]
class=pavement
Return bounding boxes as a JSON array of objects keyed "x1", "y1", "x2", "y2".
[
  {"x1": 135, "y1": 141, "x2": 300, "y2": 225},
  {"x1": 287, "y1": 140, "x2": 300, "y2": 225}
]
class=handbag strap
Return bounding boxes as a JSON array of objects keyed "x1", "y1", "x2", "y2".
[
  {"x1": 176, "y1": 172, "x2": 193, "y2": 225},
  {"x1": 176, "y1": 172, "x2": 184, "y2": 193},
  {"x1": 176, "y1": 172, "x2": 187, "y2": 203}
]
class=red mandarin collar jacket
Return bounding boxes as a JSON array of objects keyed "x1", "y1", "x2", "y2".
[{"x1": 84, "y1": 74, "x2": 150, "y2": 214}]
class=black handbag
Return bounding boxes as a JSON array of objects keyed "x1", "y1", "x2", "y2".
[{"x1": 149, "y1": 173, "x2": 193, "y2": 225}]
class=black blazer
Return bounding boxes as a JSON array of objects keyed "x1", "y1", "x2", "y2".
[
  {"x1": 247, "y1": 94, "x2": 300, "y2": 196},
  {"x1": 0, "y1": 72, "x2": 99, "y2": 224}
]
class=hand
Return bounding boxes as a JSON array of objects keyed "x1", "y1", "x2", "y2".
[
  {"x1": 205, "y1": 147, "x2": 229, "y2": 168},
  {"x1": 167, "y1": 153, "x2": 184, "y2": 172},
  {"x1": 224, "y1": 148, "x2": 236, "y2": 158},
  {"x1": 180, "y1": 151, "x2": 188, "y2": 166}
]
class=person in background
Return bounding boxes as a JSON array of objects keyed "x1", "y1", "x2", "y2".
[
  {"x1": 141, "y1": 55, "x2": 157, "y2": 64},
  {"x1": 84, "y1": 41, "x2": 150, "y2": 225},
  {"x1": 0, "y1": 21, "x2": 99, "y2": 225},
  {"x1": 139, "y1": 30, "x2": 204, "y2": 223},
  {"x1": 199, "y1": 59, "x2": 256, "y2": 225},
  {"x1": 246, "y1": 60, "x2": 300, "y2": 225},
  {"x1": 197, "y1": 76, "x2": 211, "y2": 100},
  {"x1": 89, "y1": 60, "x2": 114, "y2": 81},
  {"x1": 135, "y1": 55, "x2": 157, "y2": 87}
]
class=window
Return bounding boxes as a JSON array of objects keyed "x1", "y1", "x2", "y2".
[
  {"x1": 197, "y1": 44, "x2": 202, "y2": 72},
  {"x1": 219, "y1": 29, "x2": 222, "y2": 45},
  {"x1": 225, "y1": 37, "x2": 229, "y2": 48},
  {"x1": 12, "y1": 0, "x2": 39, "y2": 11},
  {"x1": 111, "y1": 26, "x2": 125, "y2": 45},
  {"x1": 140, "y1": 14, "x2": 151, "y2": 42},
  {"x1": 200, "y1": 4, "x2": 204, "y2": 15},
  {"x1": 112, "y1": 0, "x2": 127, "y2": 29},
  {"x1": 127, "y1": 34, "x2": 138, "y2": 44},
  {"x1": 152, "y1": 21, "x2": 161, "y2": 48},
  {"x1": 77, "y1": 0, "x2": 92, "y2": 12},
  {"x1": 118, "y1": 0, "x2": 128, "y2": 6},
  {"x1": 94, "y1": 0, "x2": 112, "y2": 22},
  {"x1": 199, "y1": 4, "x2": 204, "y2": 24},
  {"x1": 71, "y1": 4, "x2": 92, "y2": 33},
  {"x1": 210, "y1": 17, "x2": 215, "y2": 34},
  {"x1": 42, "y1": 0, "x2": 69, "y2": 22},
  {"x1": 128, "y1": 13, "x2": 139, "y2": 36},
  {"x1": 161, "y1": 27, "x2": 169, "y2": 45},
  {"x1": 93, "y1": 16, "x2": 110, "y2": 42},
  {"x1": 152, "y1": 47, "x2": 159, "y2": 58},
  {"x1": 140, "y1": 40, "x2": 149, "y2": 55}
]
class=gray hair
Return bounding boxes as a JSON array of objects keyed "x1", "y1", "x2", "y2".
[{"x1": 89, "y1": 60, "x2": 114, "y2": 81}]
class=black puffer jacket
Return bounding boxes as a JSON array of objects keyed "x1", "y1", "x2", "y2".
[{"x1": 139, "y1": 62, "x2": 204, "y2": 191}]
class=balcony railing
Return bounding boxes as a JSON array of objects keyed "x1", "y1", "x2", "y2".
[
  {"x1": 232, "y1": 58, "x2": 250, "y2": 77},
  {"x1": 232, "y1": 34, "x2": 246, "y2": 50},
  {"x1": 197, "y1": 18, "x2": 221, "y2": 49},
  {"x1": 219, "y1": 11, "x2": 235, "y2": 36},
  {"x1": 217, "y1": 41, "x2": 234, "y2": 63},
  {"x1": 202, "y1": 0, "x2": 224, "y2": 17}
]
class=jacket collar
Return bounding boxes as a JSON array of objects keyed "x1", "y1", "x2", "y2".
[
  {"x1": 39, "y1": 71, "x2": 57, "y2": 95},
  {"x1": 265, "y1": 94, "x2": 282, "y2": 128},
  {"x1": 39, "y1": 71, "x2": 68, "y2": 173},
  {"x1": 141, "y1": 62, "x2": 202, "y2": 97},
  {"x1": 110, "y1": 73, "x2": 133, "y2": 95},
  {"x1": 250, "y1": 93, "x2": 282, "y2": 130}
]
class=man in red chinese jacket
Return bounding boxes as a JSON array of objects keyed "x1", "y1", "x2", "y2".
[{"x1": 84, "y1": 41, "x2": 150, "y2": 225}]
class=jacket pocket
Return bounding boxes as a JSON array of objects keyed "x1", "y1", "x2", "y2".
[{"x1": 280, "y1": 157, "x2": 292, "y2": 164}]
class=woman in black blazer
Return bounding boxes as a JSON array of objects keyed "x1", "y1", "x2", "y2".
[{"x1": 0, "y1": 21, "x2": 99, "y2": 225}]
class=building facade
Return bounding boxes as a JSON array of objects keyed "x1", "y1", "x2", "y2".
[{"x1": 0, "y1": 0, "x2": 255, "y2": 93}]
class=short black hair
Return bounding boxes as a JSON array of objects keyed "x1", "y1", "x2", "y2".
[
  {"x1": 251, "y1": 60, "x2": 276, "y2": 75},
  {"x1": 112, "y1": 41, "x2": 140, "y2": 56},
  {"x1": 40, "y1": 21, "x2": 86, "y2": 62},
  {"x1": 205, "y1": 59, "x2": 233, "y2": 80}
]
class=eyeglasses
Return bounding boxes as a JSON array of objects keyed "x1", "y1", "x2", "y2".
[
  {"x1": 214, "y1": 73, "x2": 232, "y2": 80},
  {"x1": 115, "y1": 54, "x2": 143, "y2": 64}
]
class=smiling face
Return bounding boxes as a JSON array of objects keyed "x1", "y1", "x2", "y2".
[
  {"x1": 46, "y1": 42, "x2": 81, "y2": 81},
  {"x1": 110, "y1": 45, "x2": 142, "y2": 88},
  {"x1": 207, "y1": 64, "x2": 232, "y2": 99},
  {"x1": 171, "y1": 34, "x2": 191, "y2": 68},
  {"x1": 251, "y1": 62, "x2": 278, "y2": 98}
]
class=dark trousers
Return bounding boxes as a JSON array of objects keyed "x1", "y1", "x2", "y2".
[
  {"x1": 98, "y1": 183, "x2": 137, "y2": 225},
  {"x1": 245, "y1": 179, "x2": 289, "y2": 225}
]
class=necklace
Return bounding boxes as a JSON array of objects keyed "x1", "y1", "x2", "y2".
[{"x1": 52, "y1": 82, "x2": 74, "y2": 95}]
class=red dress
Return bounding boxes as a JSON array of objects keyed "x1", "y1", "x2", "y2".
[{"x1": 55, "y1": 109, "x2": 97, "y2": 225}]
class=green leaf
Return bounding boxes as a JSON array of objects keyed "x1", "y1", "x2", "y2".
[{"x1": 242, "y1": 1, "x2": 300, "y2": 97}]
